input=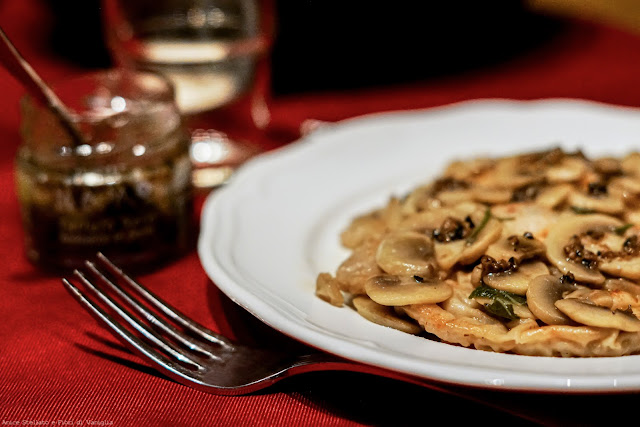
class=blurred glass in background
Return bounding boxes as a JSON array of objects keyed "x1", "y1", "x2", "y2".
[{"x1": 102, "y1": 0, "x2": 272, "y2": 189}]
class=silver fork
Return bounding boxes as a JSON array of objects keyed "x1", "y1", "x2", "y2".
[
  {"x1": 61, "y1": 253, "x2": 429, "y2": 395},
  {"x1": 61, "y1": 253, "x2": 537, "y2": 422}
]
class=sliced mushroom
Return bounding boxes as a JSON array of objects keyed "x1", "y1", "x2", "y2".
[
  {"x1": 336, "y1": 240, "x2": 383, "y2": 295},
  {"x1": 568, "y1": 192, "x2": 624, "y2": 215},
  {"x1": 341, "y1": 213, "x2": 387, "y2": 249},
  {"x1": 599, "y1": 257, "x2": 640, "y2": 281},
  {"x1": 535, "y1": 184, "x2": 572, "y2": 209},
  {"x1": 434, "y1": 239, "x2": 466, "y2": 270},
  {"x1": 526, "y1": 275, "x2": 578, "y2": 325},
  {"x1": 485, "y1": 233, "x2": 546, "y2": 264},
  {"x1": 564, "y1": 288, "x2": 613, "y2": 309},
  {"x1": 399, "y1": 209, "x2": 451, "y2": 232},
  {"x1": 315, "y1": 273, "x2": 344, "y2": 307},
  {"x1": 545, "y1": 157, "x2": 587, "y2": 183},
  {"x1": 621, "y1": 152, "x2": 640, "y2": 176},
  {"x1": 564, "y1": 286, "x2": 640, "y2": 313},
  {"x1": 437, "y1": 189, "x2": 473, "y2": 206},
  {"x1": 609, "y1": 176, "x2": 640, "y2": 196},
  {"x1": 555, "y1": 298, "x2": 640, "y2": 332},
  {"x1": 625, "y1": 211, "x2": 640, "y2": 225},
  {"x1": 581, "y1": 230, "x2": 627, "y2": 256},
  {"x1": 587, "y1": 229, "x2": 640, "y2": 281},
  {"x1": 475, "y1": 157, "x2": 540, "y2": 190},
  {"x1": 484, "y1": 261, "x2": 549, "y2": 295},
  {"x1": 375, "y1": 231, "x2": 436, "y2": 277},
  {"x1": 443, "y1": 158, "x2": 494, "y2": 181},
  {"x1": 400, "y1": 184, "x2": 439, "y2": 215},
  {"x1": 433, "y1": 209, "x2": 502, "y2": 269},
  {"x1": 545, "y1": 214, "x2": 622, "y2": 285},
  {"x1": 364, "y1": 275, "x2": 453, "y2": 306},
  {"x1": 459, "y1": 211, "x2": 502, "y2": 264},
  {"x1": 437, "y1": 187, "x2": 512, "y2": 206},
  {"x1": 491, "y1": 202, "x2": 557, "y2": 238},
  {"x1": 379, "y1": 197, "x2": 403, "y2": 230},
  {"x1": 472, "y1": 187, "x2": 512, "y2": 204},
  {"x1": 352, "y1": 295, "x2": 422, "y2": 334},
  {"x1": 399, "y1": 201, "x2": 478, "y2": 232},
  {"x1": 603, "y1": 278, "x2": 640, "y2": 297},
  {"x1": 593, "y1": 157, "x2": 622, "y2": 175}
]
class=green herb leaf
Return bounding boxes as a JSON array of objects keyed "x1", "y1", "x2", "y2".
[
  {"x1": 466, "y1": 208, "x2": 492, "y2": 244},
  {"x1": 571, "y1": 206, "x2": 596, "y2": 214},
  {"x1": 469, "y1": 285, "x2": 526, "y2": 305},
  {"x1": 485, "y1": 300, "x2": 518, "y2": 320},
  {"x1": 613, "y1": 223, "x2": 634, "y2": 236},
  {"x1": 469, "y1": 285, "x2": 526, "y2": 320}
]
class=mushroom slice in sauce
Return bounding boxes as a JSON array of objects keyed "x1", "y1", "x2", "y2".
[
  {"x1": 621, "y1": 152, "x2": 640, "y2": 176},
  {"x1": 352, "y1": 296, "x2": 422, "y2": 334},
  {"x1": 568, "y1": 191, "x2": 624, "y2": 215},
  {"x1": 364, "y1": 274, "x2": 453, "y2": 306},
  {"x1": 472, "y1": 187, "x2": 512, "y2": 205},
  {"x1": 555, "y1": 298, "x2": 640, "y2": 332},
  {"x1": 603, "y1": 278, "x2": 640, "y2": 297},
  {"x1": 599, "y1": 257, "x2": 640, "y2": 281},
  {"x1": 459, "y1": 210, "x2": 503, "y2": 264},
  {"x1": 485, "y1": 233, "x2": 546, "y2": 264},
  {"x1": 483, "y1": 260, "x2": 549, "y2": 295},
  {"x1": 375, "y1": 231, "x2": 436, "y2": 277},
  {"x1": 545, "y1": 157, "x2": 587, "y2": 183},
  {"x1": 609, "y1": 176, "x2": 640, "y2": 196},
  {"x1": 596, "y1": 233, "x2": 640, "y2": 280},
  {"x1": 438, "y1": 187, "x2": 512, "y2": 206},
  {"x1": 545, "y1": 214, "x2": 622, "y2": 285},
  {"x1": 526, "y1": 275, "x2": 579, "y2": 325},
  {"x1": 535, "y1": 184, "x2": 573, "y2": 209},
  {"x1": 340, "y1": 212, "x2": 387, "y2": 249},
  {"x1": 434, "y1": 209, "x2": 502, "y2": 269}
]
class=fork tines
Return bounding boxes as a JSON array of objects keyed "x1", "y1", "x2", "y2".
[{"x1": 62, "y1": 253, "x2": 231, "y2": 374}]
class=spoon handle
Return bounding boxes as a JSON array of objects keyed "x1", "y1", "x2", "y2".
[{"x1": 0, "y1": 27, "x2": 86, "y2": 146}]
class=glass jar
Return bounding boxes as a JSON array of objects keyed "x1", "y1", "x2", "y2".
[{"x1": 16, "y1": 69, "x2": 194, "y2": 272}]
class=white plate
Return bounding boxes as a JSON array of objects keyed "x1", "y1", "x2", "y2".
[{"x1": 198, "y1": 99, "x2": 640, "y2": 393}]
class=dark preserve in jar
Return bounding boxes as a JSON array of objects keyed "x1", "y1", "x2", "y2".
[{"x1": 16, "y1": 69, "x2": 194, "y2": 272}]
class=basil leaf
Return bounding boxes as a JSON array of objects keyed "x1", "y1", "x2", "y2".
[
  {"x1": 571, "y1": 206, "x2": 595, "y2": 214},
  {"x1": 485, "y1": 300, "x2": 518, "y2": 320},
  {"x1": 469, "y1": 285, "x2": 526, "y2": 305},
  {"x1": 613, "y1": 223, "x2": 633, "y2": 236},
  {"x1": 469, "y1": 285, "x2": 526, "y2": 320}
]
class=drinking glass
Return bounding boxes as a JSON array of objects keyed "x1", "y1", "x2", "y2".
[{"x1": 102, "y1": 0, "x2": 273, "y2": 189}]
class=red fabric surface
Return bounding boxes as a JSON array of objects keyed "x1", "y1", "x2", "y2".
[{"x1": 4, "y1": 1, "x2": 640, "y2": 426}]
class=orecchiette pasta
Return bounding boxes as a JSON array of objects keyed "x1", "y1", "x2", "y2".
[{"x1": 316, "y1": 148, "x2": 640, "y2": 356}]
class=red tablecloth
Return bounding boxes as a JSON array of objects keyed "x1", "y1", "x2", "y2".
[{"x1": 4, "y1": 1, "x2": 640, "y2": 426}]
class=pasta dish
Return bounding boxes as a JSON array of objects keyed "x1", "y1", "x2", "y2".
[{"x1": 316, "y1": 148, "x2": 640, "y2": 357}]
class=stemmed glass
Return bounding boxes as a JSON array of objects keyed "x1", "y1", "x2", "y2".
[{"x1": 102, "y1": 0, "x2": 273, "y2": 189}]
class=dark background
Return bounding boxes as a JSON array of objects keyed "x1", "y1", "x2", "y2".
[{"x1": 44, "y1": 0, "x2": 564, "y2": 96}]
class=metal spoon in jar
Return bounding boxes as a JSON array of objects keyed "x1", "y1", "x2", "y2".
[{"x1": 0, "y1": 26, "x2": 86, "y2": 147}]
